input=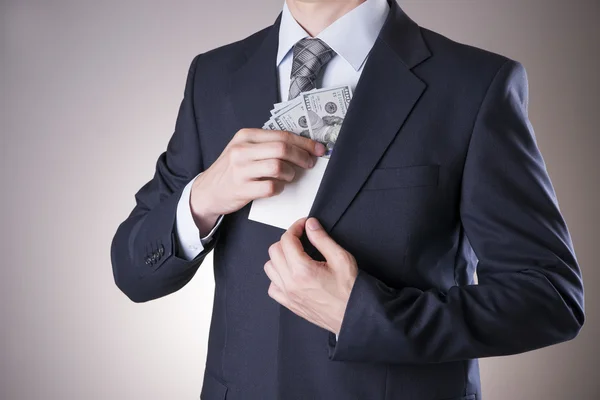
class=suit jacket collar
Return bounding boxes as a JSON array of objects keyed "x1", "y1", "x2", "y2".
[{"x1": 378, "y1": 0, "x2": 431, "y2": 69}]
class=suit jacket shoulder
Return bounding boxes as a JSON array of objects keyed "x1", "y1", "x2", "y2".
[
  {"x1": 422, "y1": 26, "x2": 511, "y2": 68},
  {"x1": 193, "y1": 25, "x2": 272, "y2": 81},
  {"x1": 419, "y1": 27, "x2": 516, "y2": 89}
]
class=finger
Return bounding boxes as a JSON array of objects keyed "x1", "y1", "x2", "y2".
[
  {"x1": 280, "y1": 219, "x2": 313, "y2": 266},
  {"x1": 263, "y1": 259, "x2": 285, "y2": 291},
  {"x1": 243, "y1": 159, "x2": 296, "y2": 182},
  {"x1": 242, "y1": 129, "x2": 327, "y2": 157},
  {"x1": 245, "y1": 180, "x2": 285, "y2": 199},
  {"x1": 250, "y1": 141, "x2": 316, "y2": 169},
  {"x1": 267, "y1": 282, "x2": 287, "y2": 305},
  {"x1": 230, "y1": 141, "x2": 314, "y2": 170},
  {"x1": 268, "y1": 241, "x2": 292, "y2": 283},
  {"x1": 304, "y1": 217, "x2": 344, "y2": 262},
  {"x1": 287, "y1": 217, "x2": 307, "y2": 239}
]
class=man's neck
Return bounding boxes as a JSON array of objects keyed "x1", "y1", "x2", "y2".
[{"x1": 286, "y1": 0, "x2": 367, "y2": 37}]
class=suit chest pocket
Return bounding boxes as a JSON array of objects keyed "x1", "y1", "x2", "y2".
[{"x1": 362, "y1": 164, "x2": 439, "y2": 191}]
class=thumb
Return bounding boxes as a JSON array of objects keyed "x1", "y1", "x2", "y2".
[{"x1": 305, "y1": 217, "x2": 344, "y2": 263}]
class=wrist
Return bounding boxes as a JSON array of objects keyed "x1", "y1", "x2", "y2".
[{"x1": 190, "y1": 175, "x2": 221, "y2": 235}]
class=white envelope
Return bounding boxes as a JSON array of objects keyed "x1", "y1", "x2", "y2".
[{"x1": 248, "y1": 156, "x2": 329, "y2": 230}]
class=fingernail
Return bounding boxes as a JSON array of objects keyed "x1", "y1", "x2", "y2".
[
  {"x1": 307, "y1": 217, "x2": 321, "y2": 231},
  {"x1": 315, "y1": 142, "x2": 326, "y2": 155}
]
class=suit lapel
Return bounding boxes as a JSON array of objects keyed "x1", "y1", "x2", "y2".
[
  {"x1": 307, "y1": 0, "x2": 432, "y2": 236},
  {"x1": 229, "y1": 14, "x2": 282, "y2": 130}
]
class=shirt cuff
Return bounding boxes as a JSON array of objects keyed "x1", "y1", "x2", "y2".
[{"x1": 175, "y1": 173, "x2": 223, "y2": 260}]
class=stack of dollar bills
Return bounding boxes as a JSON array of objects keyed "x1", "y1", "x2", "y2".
[{"x1": 262, "y1": 85, "x2": 353, "y2": 158}]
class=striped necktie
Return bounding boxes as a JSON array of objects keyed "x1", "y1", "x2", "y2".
[{"x1": 287, "y1": 37, "x2": 335, "y2": 100}]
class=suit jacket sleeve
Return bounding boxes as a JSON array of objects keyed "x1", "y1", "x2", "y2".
[
  {"x1": 327, "y1": 60, "x2": 585, "y2": 364},
  {"x1": 110, "y1": 54, "x2": 219, "y2": 303}
]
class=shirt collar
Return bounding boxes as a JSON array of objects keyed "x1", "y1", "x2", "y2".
[{"x1": 276, "y1": 0, "x2": 390, "y2": 71}]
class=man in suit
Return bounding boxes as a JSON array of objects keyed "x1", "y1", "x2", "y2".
[{"x1": 110, "y1": 0, "x2": 585, "y2": 398}]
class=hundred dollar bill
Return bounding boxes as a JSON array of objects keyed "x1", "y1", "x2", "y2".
[
  {"x1": 270, "y1": 101, "x2": 292, "y2": 116},
  {"x1": 272, "y1": 98, "x2": 311, "y2": 138},
  {"x1": 302, "y1": 85, "x2": 352, "y2": 158},
  {"x1": 270, "y1": 98, "x2": 297, "y2": 117},
  {"x1": 262, "y1": 118, "x2": 279, "y2": 130},
  {"x1": 270, "y1": 88, "x2": 321, "y2": 116}
]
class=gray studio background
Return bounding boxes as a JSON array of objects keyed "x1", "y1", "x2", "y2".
[{"x1": 1, "y1": 0, "x2": 598, "y2": 399}]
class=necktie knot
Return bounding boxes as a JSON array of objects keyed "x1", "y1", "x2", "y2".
[{"x1": 288, "y1": 38, "x2": 335, "y2": 100}]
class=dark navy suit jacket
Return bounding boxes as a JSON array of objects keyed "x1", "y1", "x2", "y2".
[{"x1": 111, "y1": 1, "x2": 585, "y2": 399}]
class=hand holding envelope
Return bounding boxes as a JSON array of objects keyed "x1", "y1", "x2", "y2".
[{"x1": 189, "y1": 128, "x2": 326, "y2": 235}]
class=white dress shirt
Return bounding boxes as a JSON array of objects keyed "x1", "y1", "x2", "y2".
[{"x1": 175, "y1": 0, "x2": 389, "y2": 265}]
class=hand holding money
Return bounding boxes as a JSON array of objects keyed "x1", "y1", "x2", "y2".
[
  {"x1": 263, "y1": 85, "x2": 352, "y2": 158},
  {"x1": 190, "y1": 128, "x2": 326, "y2": 234}
]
